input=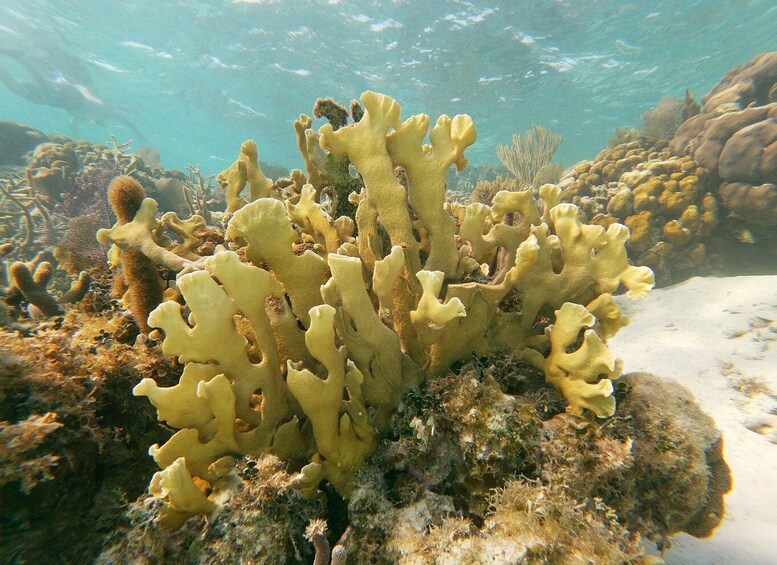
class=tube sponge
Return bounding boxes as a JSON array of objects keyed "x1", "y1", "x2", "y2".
[
  {"x1": 9, "y1": 261, "x2": 62, "y2": 316},
  {"x1": 105, "y1": 176, "x2": 163, "y2": 332},
  {"x1": 107, "y1": 175, "x2": 145, "y2": 223}
]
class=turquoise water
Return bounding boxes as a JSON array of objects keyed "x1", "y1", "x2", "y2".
[{"x1": 1, "y1": 0, "x2": 775, "y2": 173}]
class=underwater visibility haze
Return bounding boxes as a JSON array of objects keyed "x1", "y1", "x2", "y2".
[
  {"x1": 1, "y1": 1, "x2": 777, "y2": 564},
  {"x1": 1, "y1": 0, "x2": 776, "y2": 170}
]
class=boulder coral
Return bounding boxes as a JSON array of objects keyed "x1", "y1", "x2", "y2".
[
  {"x1": 549, "y1": 53, "x2": 777, "y2": 284},
  {"x1": 671, "y1": 52, "x2": 777, "y2": 230},
  {"x1": 100, "y1": 91, "x2": 656, "y2": 528}
]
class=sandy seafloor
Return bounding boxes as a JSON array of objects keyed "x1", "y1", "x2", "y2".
[{"x1": 611, "y1": 275, "x2": 777, "y2": 565}]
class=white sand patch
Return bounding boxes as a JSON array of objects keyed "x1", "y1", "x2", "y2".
[{"x1": 611, "y1": 275, "x2": 777, "y2": 564}]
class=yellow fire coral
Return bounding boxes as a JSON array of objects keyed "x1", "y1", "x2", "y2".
[{"x1": 122, "y1": 91, "x2": 653, "y2": 528}]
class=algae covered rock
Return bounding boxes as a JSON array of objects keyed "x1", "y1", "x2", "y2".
[
  {"x1": 612, "y1": 373, "x2": 732, "y2": 540},
  {"x1": 0, "y1": 121, "x2": 46, "y2": 165},
  {"x1": 0, "y1": 316, "x2": 177, "y2": 564},
  {"x1": 97, "y1": 455, "x2": 326, "y2": 565},
  {"x1": 88, "y1": 320, "x2": 729, "y2": 563},
  {"x1": 541, "y1": 372, "x2": 731, "y2": 544}
]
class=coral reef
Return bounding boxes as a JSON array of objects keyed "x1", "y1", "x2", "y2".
[
  {"x1": 0, "y1": 80, "x2": 742, "y2": 562},
  {"x1": 550, "y1": 53, "x2": 777, "y2": 284},
  {"x1": 0, "y1": 130, "x2": 231, "y2": 331},
  {"x1": 295, "y1": 97, "x2": 366, "y2": 220},
  {"x1": 556, "y1": 138, "x2": 717, "y2": 284},
  {"x1": 97, "y1": 455, "x2": 326, "y2": 564},
  {"x1": 470, "y1": 174, "x2": 518, "y2": 205},
  {"x1": 8, "y1": 259, "x2": 90, "y2": 316}
]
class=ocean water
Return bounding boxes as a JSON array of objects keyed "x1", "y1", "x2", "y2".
[{"x1": 1, "y1": 0, "x2": 776, "y2": 173}]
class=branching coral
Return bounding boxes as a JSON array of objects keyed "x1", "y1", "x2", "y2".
[
  {"x1": 8, "y1": 258, "x2": 90, "y2": 317},
  {"x1": 96, "y1": 176, "x2": 212, "y2": 331},
  {"x1": 124, "y1": 91, "x2": 653, "y2": 528},
  {"x1": 215, "y1": 140, "x2": 276, "y2": 217}
]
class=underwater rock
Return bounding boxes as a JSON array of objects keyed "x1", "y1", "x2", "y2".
[
  {"x1": 313, "y1": 365, "x2": 728, "y2": 562},
  {"x1": 153, "y1": 176, "x2": 191, "y2": 216},
  {"x1": 541, "y1": 372, "x2": 732, "y2": 544},
  {"x1": 615, "y1": 373, "x2": 732, "y2": 540},
  {"x1": 1, "y1": 320, "x2": 733, "y2": 564},
  {"x1": 382, "y1": 480, "x2": 644, "y2": 564},
  {"x1": 96, "y1": 455, "x2": 325, "y2": 564},
  {"x1": 0, "y1": 121, "x2": 47, "y2": 166}
]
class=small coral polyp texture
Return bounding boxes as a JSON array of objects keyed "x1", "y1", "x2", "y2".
[{"x1": 121, "y1": 91, "x2": 654, "y2": 528}]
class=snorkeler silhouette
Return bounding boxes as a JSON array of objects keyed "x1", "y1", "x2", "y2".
[{"x1": 0, "y1": 47, "x2": 146, "y2": 141}]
